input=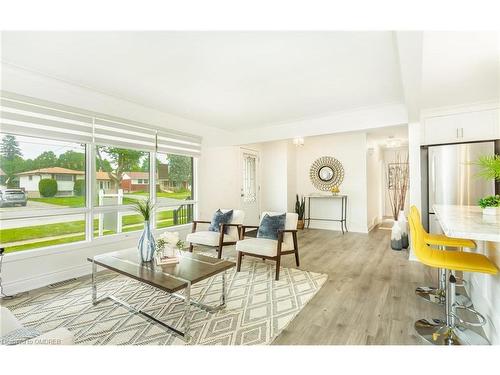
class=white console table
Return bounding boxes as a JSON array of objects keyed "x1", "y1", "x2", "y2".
[{"x1": 305, "y1": 194, "x2": 348, "y2": 234}]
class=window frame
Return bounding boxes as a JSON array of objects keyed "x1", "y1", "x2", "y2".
[{"x1": 1, "y1": 137, "x2": 198, "y2": 259}]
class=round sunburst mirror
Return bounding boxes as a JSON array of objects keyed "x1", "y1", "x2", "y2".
[{"x1": 309, "y1": 156, "x2": 344, "y2": 191}]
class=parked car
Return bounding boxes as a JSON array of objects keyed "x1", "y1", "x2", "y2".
[{"x1": 0, "y1": 189, "x2": 27, "y2": 207}]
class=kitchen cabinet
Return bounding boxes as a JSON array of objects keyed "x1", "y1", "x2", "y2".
[{"x1": 423, "y1": 109, "x2": 499, "y2": 145}]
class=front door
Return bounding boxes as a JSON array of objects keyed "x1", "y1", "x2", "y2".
[{"x1": 240, "y1": 148, "x2": 260, "y2": 225}]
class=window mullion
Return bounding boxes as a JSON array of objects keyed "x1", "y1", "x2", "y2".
[
  {"x1": 150, "y1": 150, "x2": 157, "y2": 229},
  {"x1": 86, "y1": 138, "x2": 96, "y2": 242}
]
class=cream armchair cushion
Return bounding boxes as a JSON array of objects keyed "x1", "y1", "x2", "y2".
[
  {"x1": 236, "y1": 238, "x2": 294, "y2": 257},
  {"x1": 236, "y1": 212, "x2": 298, "y2": 255},
  {"x1": 186, "y1": 209, "x2": 245, "y2": 247},
  {"x1": 186, "y1": 230, "x2": 238, "y2": 246},
  {"x1": 0, "y1": 306, "x2": 74, "y2": 345}
]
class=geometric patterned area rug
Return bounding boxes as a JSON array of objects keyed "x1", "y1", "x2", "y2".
[{"x1": 2, "y1": 254, "x2": 327, "y2": 345}]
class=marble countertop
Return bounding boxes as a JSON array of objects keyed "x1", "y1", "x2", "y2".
[{"x1": 433, "y1": 204, "x2": 500, "y2": 242}]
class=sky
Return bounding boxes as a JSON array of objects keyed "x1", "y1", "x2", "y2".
[{"x1": 7, "y1": 134, "x2": 84, "y2": 159}]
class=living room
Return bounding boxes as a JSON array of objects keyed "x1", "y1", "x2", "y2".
[{"x1": 1, "y1": 2, "x2": 499, "y2": 374}]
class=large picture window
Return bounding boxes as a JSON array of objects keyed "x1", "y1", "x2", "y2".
[
  {"x1": 0, "y1": 133, "x2": 86, "y2": 252},
  {"x1": 0, "y1": 93, "x2": 201, "y2": 255}
]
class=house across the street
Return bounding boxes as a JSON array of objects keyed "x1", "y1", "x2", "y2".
[
  {"x1": 16, "y1": 167, "x2": 85, "y2": 197},
  {"x1": 121, "y1": 171, "x2": 149, "y2": 192}
]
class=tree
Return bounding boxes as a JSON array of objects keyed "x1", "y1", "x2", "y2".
[
  {"x1": 95, "y1": 146, "x2": 144, "y2": 187},
  {"x1": 0, "y1": 135, "x2": 22, "y2": 160},
  {"x1": 34, "y1": 151, "x2": 58, "y2": 169},
  {"x1": 0, "y1": 135, "x2": 24, "y2": 187},
  {"x1": 167, "y1": 154, "x2": 192, "y2": 187},
  {"x1": 58, "y1": 150, "x2": 85, "y2": 171}
]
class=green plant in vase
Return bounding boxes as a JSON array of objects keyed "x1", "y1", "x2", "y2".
[
  {"x1": 131, "y1": 199, "x2": 156, "y2": 262},
  {"x1": 478, "y1": 195, "x2": 500, "y2": 216},
  {"x1": 295, "y1": 194, "x2": 306, "y2": 229},
  {"x1": 474, "y1": 154, "x2": 500, "y2": 215}
]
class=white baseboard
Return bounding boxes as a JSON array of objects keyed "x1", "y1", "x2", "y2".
[{"x1": 4, "y1": 263, "x2": 91, "y2": 296}]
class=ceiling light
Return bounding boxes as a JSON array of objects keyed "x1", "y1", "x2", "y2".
[
  {"x1": 386, "y1": 136, "x2": 401, "y2": 148},
  {"x1": 293, "y1": 137, "x2": 304, "y2": 146}
]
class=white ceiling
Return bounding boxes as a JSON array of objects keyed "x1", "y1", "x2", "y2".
[
  {"x1": 1, "y1": 31, "x2": 498, "y2": 134},
  {"x1": 0, "y1": 31, "x2": 404, "y2": 130},
  {"x1": 421, "y1": 31, "x2": 500, "y2": 109}
]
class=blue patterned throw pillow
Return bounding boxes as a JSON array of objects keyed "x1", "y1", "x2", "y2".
[
  {"x1": 208, "y1": 209, "x2": 233, "y2": 234},
  {"x1": 257, "y1": 213, "x2": 286, "y2": 240}
]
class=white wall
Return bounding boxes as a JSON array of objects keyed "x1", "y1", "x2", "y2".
[
  {"x1": 295, "y1": 132, "x2": 369, "y2": 233},
  {"x1": 286, "y1": 142, "x2": 297, "y2": 212},
  {"x1": 366, "y1": 144, "x2": 383, "y2": 230},
  {"x1": 260, "y1": 141, "x2": 289, "y2": 213},
  {"x1": 197, "y1": 146, "x2": 242, "y2": 222},
  {"x1": 19, "y1": 175, "x2": 40, "y2": 191}
]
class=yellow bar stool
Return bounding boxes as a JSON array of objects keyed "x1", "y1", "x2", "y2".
[
  {"x1": 411, "y1": 206, "x2": 475, "y2": 307},
  {"x1": 409, "y1": 208, "x2": 498, "y2": 345}
]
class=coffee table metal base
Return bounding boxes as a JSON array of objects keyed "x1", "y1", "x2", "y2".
[{"x1": 91, "y1": 260, "x2": 227, "y2": 342}]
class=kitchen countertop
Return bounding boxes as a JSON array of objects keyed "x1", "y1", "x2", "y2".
[{"x1": 433, "y1": 204, "x2": 500, "y2": 242}]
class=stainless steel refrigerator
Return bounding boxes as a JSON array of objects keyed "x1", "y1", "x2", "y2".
[{"x1": 421, "y1": 141, "x2": 499, "y2": 233}]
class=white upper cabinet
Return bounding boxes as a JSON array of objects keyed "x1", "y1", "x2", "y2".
[{"x1": 423, "y1": 109, "x2": 499, "y2": 145}]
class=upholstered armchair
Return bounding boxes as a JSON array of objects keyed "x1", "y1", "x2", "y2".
[
  {"x1": 186, "y1": 209, "x2": 245, "y2": 259},
  {"x1": 236, "y1": 212, "x2": 299, "y2": 280},
  {"x1": 1, "y1": 306, "x2": 74, "y2": 345}
]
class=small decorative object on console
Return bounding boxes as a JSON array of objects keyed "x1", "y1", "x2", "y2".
[{"x1": 330, "y1": 186, "x2": 340, "y2": 196}]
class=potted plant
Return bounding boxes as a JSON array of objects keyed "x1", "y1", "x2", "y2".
[
  {"x1": 295, "y1": 194, "x2": 306, "y2": 229},
  {"x1": 475, "y1": 155, "x2": 500, "y2": 215},
  {"x1": 478, "y1": 195, "x2": 500, "y2": 216},
  {"x1": 131, "y1": 198, "x2": 156, "y2": 262},
  {"x1": 475, "y1": 154, "x2": 500, "y2": 181}
]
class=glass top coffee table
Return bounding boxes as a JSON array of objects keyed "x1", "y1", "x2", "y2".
[{"x1": 88, "y1": 248, "x2": 235, "y2": 341}]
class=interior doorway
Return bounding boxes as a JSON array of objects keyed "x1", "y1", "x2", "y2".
[{"x1": 240, "y1": 148, "x2": 260, "y2": 225}]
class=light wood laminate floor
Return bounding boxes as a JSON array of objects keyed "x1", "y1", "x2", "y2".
[{"x1": 226, "y1": 227, "x2": 449, "y2": 345}]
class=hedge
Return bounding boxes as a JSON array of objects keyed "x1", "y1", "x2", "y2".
[
  {"x1": 38, "y1": 178, "x2": 58, "y2": 197},
  {"x1": 74, "y1": 179, "x2": 85, "y2": 196}
]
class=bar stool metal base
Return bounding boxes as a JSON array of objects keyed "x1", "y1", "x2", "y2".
[
  {"x1": 415, "y1": 286, "x2": 443, "y2": 304},
  {"x1": 415, "y1": 287, "x2": 472, "y2": 307},
  {"x1": 415, "y1": 319, "x2": 489, "y2": 345}
]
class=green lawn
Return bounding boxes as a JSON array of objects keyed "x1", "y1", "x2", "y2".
[{"x1": 30, "y1": 196, "x2": 85, "y2": 207}]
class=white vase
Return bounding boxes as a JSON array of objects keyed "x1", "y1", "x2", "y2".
[
  {"x1": 397, "y1": 210, "x2": 409, "y2": 249},
  {"x1": 482, "y1": 207, "x2": 499, "y2": 216},
  {"x1": 390, "y1": 221, "x2": 403, "y2": 251}
]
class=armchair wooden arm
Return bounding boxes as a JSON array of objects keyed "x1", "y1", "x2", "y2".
[
  {"x1": 276, "y1": 229, "x2": 298, "y2": 257},
  {"x1": 219, "y1": 223, "x2": 243, "y2": 240},
  {"x1": 191, "y1": 220, "x2": 211, "y2": 233},
  {"x1": 240, "y1": 225, "x2": 260, "y2": 239}
]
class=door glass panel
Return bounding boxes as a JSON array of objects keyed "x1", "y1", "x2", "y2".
[{"x1": 242, "y1": 153, "x2": 257, "y2": 203}]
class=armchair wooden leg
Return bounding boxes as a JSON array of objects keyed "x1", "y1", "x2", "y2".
[
  {"x1": 189, "y1": 243, "x2": 194, "y2": 252},
  {"x1": 217, "y1": 246, "x2": 223, "y2": 259},
  {"x1": 294, "y1": 248, "x2": 300, "y2": 267},
  {"x1": 237, "y1": 252, "x2": 243, "y2": 272},
  {"x1": 275, "y1": 255, "x2": 281, "y2": 281}
]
